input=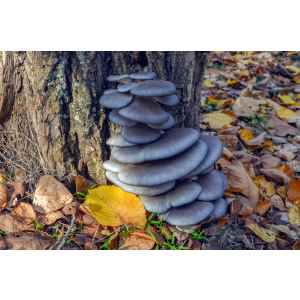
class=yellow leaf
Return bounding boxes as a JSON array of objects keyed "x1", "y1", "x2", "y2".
[
  {"x1": 203, "y1": 79, "x2": 214, "y2": 88},
  {"x1": 278, "y1": 94, "x2": 297, "y2": 106},
  {"x1": 276, "y1": 107, "x2": 297, "y2": 121},
  {"x1": 246, "y1": 220, "x2": 277, "y2": 243},
  {"x1": 286, "y1": 65, "x2": 300, "y2": 75},
  {"x1": 239, "y1": 128, "x2": 254, "y2": 143},
  {"x1": 288, "y1": 205, "x2": 300, "y2": 226},
  {"x1": 203, "y1": 111, "x2": 235, "y2": 130},
  {"x1": 84, "y1": 185, "x2": 146, "y2": 229},
  {"x1": 254, "y1": 176, "x2": 275, "y2": 198}
]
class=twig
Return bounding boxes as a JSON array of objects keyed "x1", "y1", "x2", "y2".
[{"x1": 54, "y1": 214, "x2": 76, "y2": 250}]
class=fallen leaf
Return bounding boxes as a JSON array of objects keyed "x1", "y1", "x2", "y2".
[
  {"x1": 120, "y1": 231, "x2": 155, "y2": 250},
  {"x1": 203, "y1": 111, "x2": 235, "y2": 130},
  {"x1": 239, "y1": 128, "x2": 254, "y2": 143},
  {"x1": 269, "y1": 224, "x2": 299, "y2": 240},
  {"x1": 233, "y1": 96, "x2": 264, "y2": 117},
  {"x1": 288, "y1": 205, "x2": 300, "y2": 226},
  {"x1": 254, "y1": 176, "x2": 275, "y2": 197},
  {"x1": 1, "y1": 232, "x2": 53, "y2": 250},
  {"x1": 33, "y1": 175, "x2": 73, "y2": 214},
  {"x1": 10, "y1": 168, "x2": 26, "y2": 202},
  {"x1": 224, "y1": 161, "x2": 259, "y2": 207},
  {"x1": 74, "y1": 175, "x2": 89, "y2": 193},
  {"x1": 276, "y1": 106, "x2": 297, "y2": 121},
  {"x1": 0, "y1": 213, "x2": 33, "y2": 233},
  {"x1": 255, "y1": 198, "x2": 271, "y2": 216},
  {"x1": 62, "y1": 202, "x2": 77, "y2": 216},
  {"x1": 0, "y1": 182, "x2": 8, "y2": 211},
  {"x1": 40, "y1": 211, "x2": 64, "y2": 225},
  {"x1": 11, "y1": 202, "x2": 36, "y2": 224},
  {"x1": 270, "y1": 194, "x2": 286, "y2": 211},
  {"x1": 292, "y1": 240, "x2": 300, "y2": 250},
  {"x1": 260, "y1": 168, "x2": 290, "y2": 184},
  {"x1": 267, "y1": 115, "x2": 298, "y2": 137},
  {"x1": 287, "y1": 179, "x2": 300, "y2": 207},
  {"x1": 278, "y1": 94, "x2": 297, "y2": 106},
  {"x1": 245, "y1": 220, "x2": 277, "y2": 243},
  {"x1": 84, "y1": 185, "x2": 146, "y2": 229}
]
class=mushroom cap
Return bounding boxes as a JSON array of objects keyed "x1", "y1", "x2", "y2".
[
  {"x1": 161, "y1": 201, "x2": 214, "y2": 226},
  {"x1": 118, "y1": 97, "x2": 169, "y2": 125},
  {"x1": 103, "y1": 160, "x2": 130, "y2": 173},
  {"x1": 131, "y1": 80, "x2": 176, "y2": 97},
  {"x1": 112, "y1": 128, "x2": 200, "y2": 164},
  {"x1": 109, "y1": 110, "x2": 137, "y2": 127},
  {"x1": 107, "y1": 135, "x2": 136, "y2": 147},
  {"x1": 141, "y1": 181, "x2": 202, "y2": 214},
  {"x1": 210, "y1": 198, "x2": 228, "y2": 220},
  {"x1": 107, "y1": 74, "x2": 129, "y2": 82},
  {"x1": 129, "y1": 71, "x2": 157, "y2": 80},
  {"x1": 148, "y1": 114, "x2": 176, "y2": 130},
  {"x1": 117, "y1": 82, "x2": 139, "y2": 93},
  {"x1": 155, "y1": 94, "x2": 180, "y2": 106},
  {"x1": 197, "y1": 170, "x2": 226, "y2": 201},
  {"x1": 100, "y1": 92, "x2": 133, "y2": 109},
  {"x1": 104, "y1": 89, "x2": 118, "y2": 95},
  {"x1": 106, "y1": 171, "x2": 175, "y2": 196},
  {"x1": 121, "y1": 124, "x2": 162, "y2": 145},
  {"x1": 186, "y1": 135, "x2": 223, "y2": 177},
  {"x1": 118, "y1": 140, "x2": 208, "y2": 186}
]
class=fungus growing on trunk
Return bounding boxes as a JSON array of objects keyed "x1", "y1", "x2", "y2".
[{"x1": 100, "y1": 70, "x2": 228, "y2": 226}]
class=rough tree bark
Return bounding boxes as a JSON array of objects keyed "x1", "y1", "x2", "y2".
[{"x1": 0, "y1": 51, "x2": 206, "y2": 184}]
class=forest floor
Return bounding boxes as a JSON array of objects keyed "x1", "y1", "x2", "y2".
[{"x1": 1, "y1": 51, "x2": 300, "y2": 250}]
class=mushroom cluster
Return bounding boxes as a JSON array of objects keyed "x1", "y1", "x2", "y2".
[{"x1": 100, "y1": 71, "x2": 228, "y2": 226}]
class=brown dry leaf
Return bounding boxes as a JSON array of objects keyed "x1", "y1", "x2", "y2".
[
  {"x1": 259, "y1": 154, "x2": 281, "y2": 169},
  {"x1": 0, "y1": 183, "x2": 8, "y2": 211},
  {"x1": 270, "y1": 194, "x2": 286, "y2": 211},
  {"x1": 288, "y1": 205, "x2": 300, "y2": 226},
  {"x1": 245, "y1": 220, "x2": 277, "y2": 243},
  {"x1": 1, "y1": 232, "x2": 53, "y2": 250},
  {"x1": 292, "y1": 240, "x2": 300, "y2": 250},
  {"x1": 0, "y1": 213, "x2": 33, "y2": 233},
  {"x1": 267, "y1": 115, "x2": 299, "y2": 137},
  {"x1": 40, "y1": 211, "x2": 64, "y2": 225},
  {"x1": 254, "y1": 176, "x2": 275, "y2": 197},
  {"x1": 260, "y1": 168, "x2": 290, "y2": 184},
  {"x1": 287, "y1": 179, "x2": 300, "y2": 207},
  {"x1": 84, "y1": 185, "x2": 146, "y2": 229},
  {"x1": 232, "y1": 96, "x2": 264, "y2": 117},
  {"x1": 224, "y1": 161, "x2": 259, "y2": 207},
  {"x1": 218, "y1": 134, "x2": 238, "y2": 152},
  {"x1": 121, "y1": 231, "x2": 155, "y2": 250},
  {"x1": 10, "y1": 168, "x2": 26, "y2": 202},
  {"x1": 203, "y1": 111, "x2": 235, "y2": 130},
  {"x1": 33, "y1": 175, "x2": 73, "y2": 214},
  {"x1": 62, "y1": 202, "x2": 77, "y2": 216},
  {"x1": 11, "y1": 202, "x2": 36, "y2": 224},
  {"x1": 255, "y1": 198, "x2": 271, "y2": 216},
  {"x1": 74, "y1": 175, "x2": 89, "y2": 193},
  {"x1": 277, "y1": 164, "x2": 294, "y2": 177}
]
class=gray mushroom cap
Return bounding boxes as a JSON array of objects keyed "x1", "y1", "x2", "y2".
[
  {"x1": 117, "y1": 82, "x2": 139, "y2": 93},
  {"x1": 155, "y1": 94, "x2": 180, "y2": 106},
  {"x1": 118, "y1": 140, "x2": 208, "y2": 186},
  {"x1": 112, "y1": 128, "x2": 200, "y2": 164},
  {"x1": 106, "y1": 171, "x2": 175, "y2": 196},
  {"x1": 118, "y1": 97, "x2": 169, "y2": 125},
  {"x1": 107, "y1": 135, "x2": 136, "y2": 147},
  {"x1": 107, "y1": 74, "x2": 129, "y2": 82},
  {"x1": 131, "y1": 80, "x2": 176, "y2": 97},
  {"x1": 100, "y1": 92, "x2": 133, "y2": 109},
  {"x1": 103, "y1": 159, "x2": 130, "y2": 173},
  {"x1": 109, "y1": 110, "x2": 137, "y2": 127},
  {"x1": 122, "y1": 124, "x2": 162, "y2": 145},
  {"x1": 141, "y1": 181, "x2": 202, "y2": 214},
  {"x1": 185, "y1": 135, "x2": 223, "y2": 177},
  {"x1": 104, "y1": 89, "x2": 118, "y2": 95},
  {"x1": 161, "y1": 201, "x2": 214, "y2": 226},
  {"x1": 197, "y1": 170, "x2": 226, "y2": 201},
  {"x1": 148, "y1": 114, "x2": 176, "y2": 130},
  {"x1": 210, "y1": 198, "x2": 228, "y2": 220},
  {"x1": 129, "y1": 71, "x2": 157, "y2": 80}
]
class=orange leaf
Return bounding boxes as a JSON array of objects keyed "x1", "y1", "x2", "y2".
[
  {"x1": 239, "y1": 128, "x2": 254, "y2": 143},
  {"x1": 121, "y1": 231, "x2": 155, "y2": 250},
  {"x1": 255, "y1": 198, "x2": 271, "y2": 216},
  {"x1": 287, "y1": 179, "x2": 300, "y2": 207}
]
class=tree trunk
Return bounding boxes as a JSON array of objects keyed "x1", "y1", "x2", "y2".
[{"x1": 0, "y1": 51, "x2": 206, "y2": 185}]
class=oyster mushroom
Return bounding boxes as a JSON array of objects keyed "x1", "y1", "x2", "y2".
[
  {"x1": 131, "y1": 80, "x2": 176, "y2": 97},
  {"x1": 109, "y1": 110, "x2": 137, "y2": 127},
  {"x1": 129, "y1": 71, "x2": 157, "y2": 80},
  {"x1": 118, "y1": 140, "x2": 208, "y2": 186},
  {"x1": 107, "y1": 74, "x2": 129, "y2": 82},
  {"x1": 161, "y1": 201, "x2": 214, "y2": 226},
  {"x1": 197, "y1": 170, "x2": 226, "y2": 201},
  {"x1": 117, "y1": 82, "x2": 139, "y2": 93},
  {"x1": 210, "y1": 198, "x2": 228, "y2": 220},
  {"x1": 155, "y1": 94, "x2": 180, "y2": 106},
  {"x1": 107, "y1": 135, "x2": 136, "y2": 147},
  {"x1": 118, "y1": 97, "x2": 169, "y2": 125},
  {"x1": 100, "y1": 91, "x2": 133, "y2": 109},
  {"x1": 122, "y1": 124, "x2": 162, "y2": 144},
  {"x1": 140, "y1": 181, "x2": 202, "y2": 214},
  {"x1": 112, "y1": 128, "x2": 200, "y2": 164},
  {"x1": 148, "y1": 114, "x2": 176, "y2": 130},
  {"x1": 105, "y1": 170, "x2": 175, "y2": 196}
]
